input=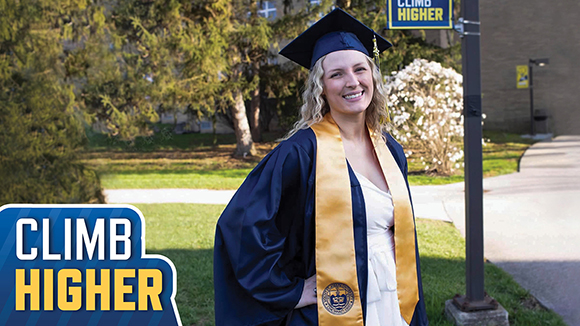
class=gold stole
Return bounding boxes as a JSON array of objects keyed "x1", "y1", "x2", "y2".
[{"x1": 311, "y1": 114, "x2": 419, "y2": 325}]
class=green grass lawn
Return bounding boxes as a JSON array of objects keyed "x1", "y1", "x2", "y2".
[
  {"x1": 85, "y1": 130, "x2": 537, "y2": 189},
  {"x1": 135, "y1": 203, "x2": 565, "y2": 326},
  {"x1": 99, "y1": 169, "x2": 253, "y2": 190}
]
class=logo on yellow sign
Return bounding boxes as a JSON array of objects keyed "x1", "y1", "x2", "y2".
[{"x1": 517, "y1": 65, "x2": 529, "y2": 89}]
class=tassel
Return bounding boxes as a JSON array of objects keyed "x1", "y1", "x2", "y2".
[
  {"x1": 373, "y1": 34, "x2": 390, "y2": 123},
  {"x1": 373, "y1": 35, "x2": 380, "y2": 67}
]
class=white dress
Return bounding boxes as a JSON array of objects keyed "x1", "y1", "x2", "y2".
[{"x1": 354, "y1": 171, "x2": 409, "y2": 326}]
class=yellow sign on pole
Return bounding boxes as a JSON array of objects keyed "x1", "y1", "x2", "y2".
[{"x1": 517, "y1": 65, "x2": 529, "y2": 89}]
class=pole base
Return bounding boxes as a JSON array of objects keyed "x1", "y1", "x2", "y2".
[
  {"x1": 452, "y1": 293, "x2": 498, "y2": 312},
  {"x1": 445, "y1": 299, "x2": 509, "y2": 326}
]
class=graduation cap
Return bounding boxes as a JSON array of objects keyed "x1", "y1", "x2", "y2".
[{"x1": 279, "y1": 8, "x2": 392, "y2": 69}]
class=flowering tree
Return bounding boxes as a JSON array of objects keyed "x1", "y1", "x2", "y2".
[{"x1": 386, "y1": 59, "x2": 464, "y2": 176}]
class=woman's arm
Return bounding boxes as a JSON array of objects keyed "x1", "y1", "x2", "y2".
[
  {"x1": 214, "y1": 136, "x2": 315, "y2": 325},
  {"x1": 295, "y1": 274, "x2": 317, "y2": 309}
]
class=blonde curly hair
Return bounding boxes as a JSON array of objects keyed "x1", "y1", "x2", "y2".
[{"x1": 284, "y1": 53, "x2": 391, "y2": 140}]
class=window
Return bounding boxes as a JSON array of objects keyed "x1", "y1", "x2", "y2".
[
  {"x1": 200, "y1": 121, "x2": 212, "y2": 131},
  {"x1": 258, "y1": 1, "x2": 277, "y2": 19},
  {"x1": 307, "y1": 0, "x2": 327, "y2": 23}
]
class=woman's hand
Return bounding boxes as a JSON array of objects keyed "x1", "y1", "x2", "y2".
[{"x1": 295, "y1": 274, "x2": 317, "y2": 309}]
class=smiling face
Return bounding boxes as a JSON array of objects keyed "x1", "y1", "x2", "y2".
[{"x1": 321, "y1": 50, "x2": 374, "y2": 119}]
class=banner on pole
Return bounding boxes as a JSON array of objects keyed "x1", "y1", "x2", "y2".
[
  {"x1": 387, "y1": 0, "x2": 454, "y2": 29},
  {"x1": 517, "y1": 65, "x2": 529, "y2": 89}
]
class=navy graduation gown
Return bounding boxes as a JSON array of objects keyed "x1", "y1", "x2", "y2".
[{"x1": 214, "y1": 128, "x2": 428, "y2": 326}]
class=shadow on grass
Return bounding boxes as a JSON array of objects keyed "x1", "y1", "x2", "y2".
[
  {"x1": 100, "y1": 169, "x2": 251, "y2": 178},
  {"x1": 87, "y1": 130, "x2": 284, "y2": 153},
  {"x1": 147, "y1": 249, "x2": 566, "y2": 326},
  {"x1": 420, "y1": 256, "x2": 566, "y2": 326},
  {"x1": 87, "y1": 131, "x2": 239, "y2": 152},
  {"x1": 148, "y1": 248, "x2": 215, "y2": 326}
]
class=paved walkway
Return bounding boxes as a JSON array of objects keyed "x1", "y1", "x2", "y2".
[{"x1": 104, "y1": 135, "x2": 580, "y2": 325}]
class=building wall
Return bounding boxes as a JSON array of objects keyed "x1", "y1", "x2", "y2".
[
  {"x1": 480, "y1": 0, "x2": 580, "y2": 135},
  {"x1": 159, "y1": 112, "x2": 235, "y2": 134}
]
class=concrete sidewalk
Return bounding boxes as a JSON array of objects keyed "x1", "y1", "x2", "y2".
[
  {"x1": 104, "y1": 186, "x2": 456, "y2": 224},
  {"x1": 104, "y1": 186, "x2": 454, "y2": 221},
  {"x1": 104, "y1": 135, "x2": 580, "y2": 325}
]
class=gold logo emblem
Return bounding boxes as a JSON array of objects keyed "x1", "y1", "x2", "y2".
[{"x1": 321, "y1": 283, "x2": 355, "y2": 315}]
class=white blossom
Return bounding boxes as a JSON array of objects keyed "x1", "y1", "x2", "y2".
[{"x1": 384, "y1": 59, "x2": 474, "y2": 175}]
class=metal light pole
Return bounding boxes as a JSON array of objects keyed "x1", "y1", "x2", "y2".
[
  {"x1": 451, "y1": 0, "x2": 497, "y2": 311},
  {"x1": 528, "y1": 58, "x2": 549, "y2": 136}
]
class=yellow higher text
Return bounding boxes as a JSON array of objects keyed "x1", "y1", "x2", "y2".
[
  {"x1": 398, "y1": 7, "x2": 443, "y2": 21},
  {"x1": 15, "y1": 268, "x2": 163, "y2": 311}
]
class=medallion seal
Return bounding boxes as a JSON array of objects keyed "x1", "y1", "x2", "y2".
[{"x1": 321, "y1": 283, "x2": 355, "y2": 315}]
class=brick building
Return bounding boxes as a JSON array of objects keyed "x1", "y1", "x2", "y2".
[{"x1": 479, "y1": 0, "x2": 580, "y2": 135}]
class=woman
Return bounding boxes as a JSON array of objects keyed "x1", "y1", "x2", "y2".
[{"x1": 214, "y1": 8, "x2": 428, "y2": 326}]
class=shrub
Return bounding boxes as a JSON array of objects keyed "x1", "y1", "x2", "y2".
[{"x1": 386, "y1": 59, "x2": 464, "y2": 176}]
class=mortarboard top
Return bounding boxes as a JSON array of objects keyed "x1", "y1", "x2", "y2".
[{"x1": 279, "y1": 8, "x2": 392, "y2": 69}]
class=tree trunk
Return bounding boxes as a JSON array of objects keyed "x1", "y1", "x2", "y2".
[
  {"x1": 249, "y1": 60, "x2": 262, "y2": 142},
  {"x1": 231, "y1": 89, "x2": 256, "y2": 157},
  {"x1": 249, "y1": 86, "x2": 262, "y2": 142},
  {"x1": 212, "y1": 113, "x2": 218, "y2": 146}
]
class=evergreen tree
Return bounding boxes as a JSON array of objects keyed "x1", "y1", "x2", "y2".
[
  {"x1": 109, "y1": 0, "x2": 299, "y2": 157},
  {"x1": 0, "y1": 0, "x2": 104, "y2": 205},
  {"x1": 64, "y1": 1, "x2": 160, "y2": 140},
  {"x1": 97, "y1": 0, "x2": 240, "y2": 150}
]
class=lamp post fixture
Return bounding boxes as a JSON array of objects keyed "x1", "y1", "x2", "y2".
[{"x1": 528, "y1": 58, "x2": 549, "y2": 135}]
